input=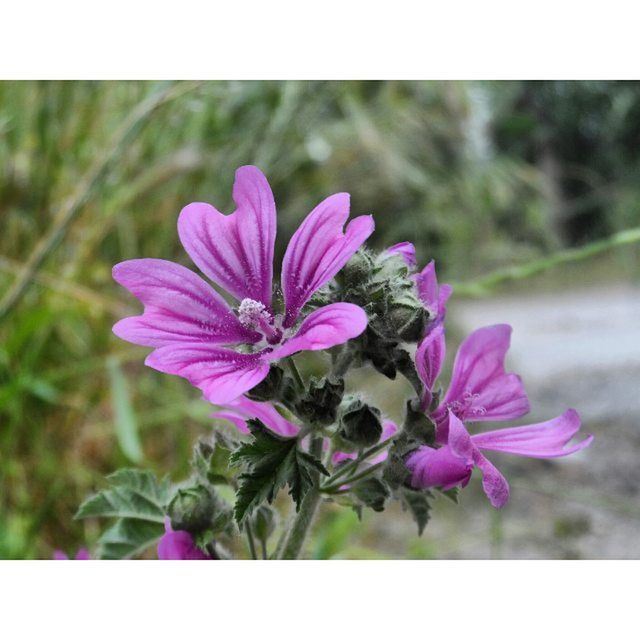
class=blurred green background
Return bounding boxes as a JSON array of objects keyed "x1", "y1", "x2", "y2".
[{"x1": 1, "y1": 81, "x2": 639, "y2": 559}]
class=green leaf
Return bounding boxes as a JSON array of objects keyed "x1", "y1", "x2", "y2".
[
  {"x1": 231, "y1": 420, "x2": 328, "y2": 523},
  {"x1": 192, "y1": 434, "x2": 236, "y2": 485},
  {"x1": 98, "y1": 518, "x2": 165, "y2": 559},
  {"x1": 352, "y1": 477, "x2": 390, "y2": 512},
  {"x1": 401, "y1": 487, "x2": 432, "y2": 535},
  {"x1": 107, "y1": 356, "x2": 143, "y2": 464},
  {"x1": 75, "y1": 469, "x2": 169, "y2": 523},
  {"x1": 437, "y1": 487, "x2": 460, "y2": 504},
  {"x1": 75, "y1": 469, "x2": 171, "y2": 559}
]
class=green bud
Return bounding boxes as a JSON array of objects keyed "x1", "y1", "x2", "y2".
[
  {"x1": 246, "y1": 365, "x2": 284, "y2": 402},
  {"x1": 339, "y1": 250, "x2": 375, "y2": 289},
  {"x1": 251, "y1": 504, "x2": 277, "y2": 543},
  {"x1": 386, "y1": 292, "x2": 427, "y2": 342},
  {"x1": 168, "y1": 485, "x2": 233, "y2": 536},
  {"x1": 168, "y1": 486, "x2": 216, "y2": 533},
  {"x1": 296, "y1": 376, "x2": 345, "y2": 426},
  {"x1": 337, "y1": 396, "x2": 383, "y2": 449}
]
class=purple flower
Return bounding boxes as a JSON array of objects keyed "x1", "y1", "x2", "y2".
[
  {"x1": 417, "y1": 324, "x2": 531, "y2": 442},
  {"x1": 157, "y1": 518, "x2": 213, "y2": 560},
  {"x1": 211, "y1": 395, "x2": 300, "y2": 437},
  {"x1": 407, "y1": 409, "x2": 593, "y2": 508},
  {"x1": 410, "y1": 324, "x2": 593, "y2": 507},
  {"x1": 415, "y1": 259, "x2": 452, "y2": 330},
  {"x1": 112, "y1": 166, "x2": 373, "y2": 404},
  {"x1": 53, "y1": 548, "x2": 91, "y2": 560}
]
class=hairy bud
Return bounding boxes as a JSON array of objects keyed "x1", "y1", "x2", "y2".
[
  {"x1": 337, "y1": 396, "x2": 383, "y2": 449},
  {"x1": 168, "y1": 485, "x2": 232, "y2": 536},
  {"x1": 296, "y1": 376, "x2": 345, "y2": 426}
]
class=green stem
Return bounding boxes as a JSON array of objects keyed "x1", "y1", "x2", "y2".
[
  {"x1": 287, "y1": 357, "x2": 305, "y2": 393},
  {"x1": 452, "y1": 226, "x2": 640, "y2": 297},
  {"x1": 278, "y1": 437, "x2": 323, "y2": 560},
  {"x1": 278, "y1": 486, "x2": 322, "y2": 560},
  {"x1": 322, "y1": 461, "x2": 386, "y2": 493},
  {"x1": 260, "y1": 538, "x2": 268, "y2": 560},
  {"x1": 324, "y1": 440, "x2": 391, "y2": 486},
  {"x1": 245, "y1": 521, "x2": 258, "y2": 560}
]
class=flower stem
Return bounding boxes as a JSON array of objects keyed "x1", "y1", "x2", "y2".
[
  {"x1": 287, "y1": 357, "x2": 305, "y2": 393},
  {"x1": 245, "y1": 521, "x2": 258, "y2": 560},
  {"x1": 278, "y1": 437, "x2": 323, "y2": 559},
  {"x1": 278, "y1": 486, "x2": 321, "y2": 560},
  {"x1": 323, "y1": 440, "x2": 391, "y2": 486},
  {"x1": 322, "y1": 461, "x2": 386, "y2": 493}
]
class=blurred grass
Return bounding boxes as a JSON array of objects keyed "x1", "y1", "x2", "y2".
[{"x1": 0, "y1": 81, "x2": 639, "y2": 558}]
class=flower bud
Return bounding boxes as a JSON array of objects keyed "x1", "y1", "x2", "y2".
[
  {"x1": 386, "y1": 292, "x2": 428, "y2": 342},
  {"x1": 339, "y1": 250, "x2": 375, "y2": 289},
  {"x1": 168, "y1": 486, "x2": 215, "y2": 533},
  {"x1": 337, "y1": 396, "x2": 383, "y2": 449},
  {"x1": 168, "y1": 486, "x2": 232, "y2": 536},
  {"x1": 296, "y1": 376, "x2": 345, "y2": 426},
  {"x1": 251, "y1": 504, "x2": 277, "y2": 543}
]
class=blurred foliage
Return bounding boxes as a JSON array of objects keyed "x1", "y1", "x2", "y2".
[{"x1": 0, "y1": 81, "x2": 639, "y2": 558}]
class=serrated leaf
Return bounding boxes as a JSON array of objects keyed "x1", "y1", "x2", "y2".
[
  {"x1": 231, "y1": 420, "x2": 327, "y2": 523},
  {"x1": 401, "y1": 488, "x2": 432, "y2": 535},
  {"x1": 352, "y1": 477, "x2": 390, "y2": 512},
  {"x1": 75, "y1": 469, "x2": 169, "y2": 523},
  {"x1": 98, "y1": 518, "x2": 165, "y2": 559}
]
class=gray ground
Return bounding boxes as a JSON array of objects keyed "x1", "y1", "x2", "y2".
[{"x1": 368, "y1": 285, "x2": 640, "y2": 559}]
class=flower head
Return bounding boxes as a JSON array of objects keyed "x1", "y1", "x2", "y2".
[
  {"x1": 157, "y1": 518, "x2": 213, "y2": 560},
  {"x1": 407, "y1": 409, "x2": 593, "y2": 508},
  {"x1": 409, "y1": 324, "x2": 593, "y2": 507},
  {"x1": 112, "y1": 166, "x2": 373, "y2": 404},
  {"x1": 417, "y1": 324, "x2": 530, "y2": 442}
]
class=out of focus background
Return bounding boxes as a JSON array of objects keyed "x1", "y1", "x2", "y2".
[{"x1": 1, "y1": 80, "x2": 639, "y2": 559}]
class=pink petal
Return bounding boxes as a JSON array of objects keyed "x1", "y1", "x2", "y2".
[
  {"x1": 145, "y1": 344, "x2": 270, "y2": 404},
  {"x1": 406, "y1": 445, "x2": 473, "y2": 491},
  {"x1": 471, "y1": 409, "x2": 593, "y2": 458},
  {"x1": 442, "y1": 324, "x2": 530, "y2": 424},
  {"x1": 473, "y1": 450, "x2": 510, "y2": 508},
  {"x1": 213, "y1": 396, "x2": 300, "y2": 437},
  {"x1": 177, "y1": 166, "x2": 276, "y2": 307},
  {"x1": 416, "y1": 260, "x2": 451, "y2": 321},
  {"x1": 269, "y1": 303, "x2": 367, "y2": 361},
  {"x1": 113, "y1": 259, "x2": 258, "y2": 347},
  {"x1": 74, "y1": 548, "x2": 91, "y2": 560},
  {"x1": 447, "y1": 412, "x2": 474, "y2": 461},
  {"x1": 157, "y1": 528, "x2": 211, "y2": 560},
  {"x1": 210, "y1": 408, "x2": 250, "y2": 434},
  {"x1": 415, "y1": 324, "x2": 446, "y2": 397},
  {"x1": 281, "y1": 193, "x2": 374, "y2": 326},
  {"x1": 385, "y1": 242, "x2": 417, "y2": 268},
  {"x1": 53, "y1": 551, "x2": 69, "y2": 560}
]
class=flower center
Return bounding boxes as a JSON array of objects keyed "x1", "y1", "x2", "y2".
[
  {"x1": 238, "y1": 298, "x2": 282, "y2": 345},
  {"x1": 447, "y1": 389, "x2": 486, "y2": 420}
]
